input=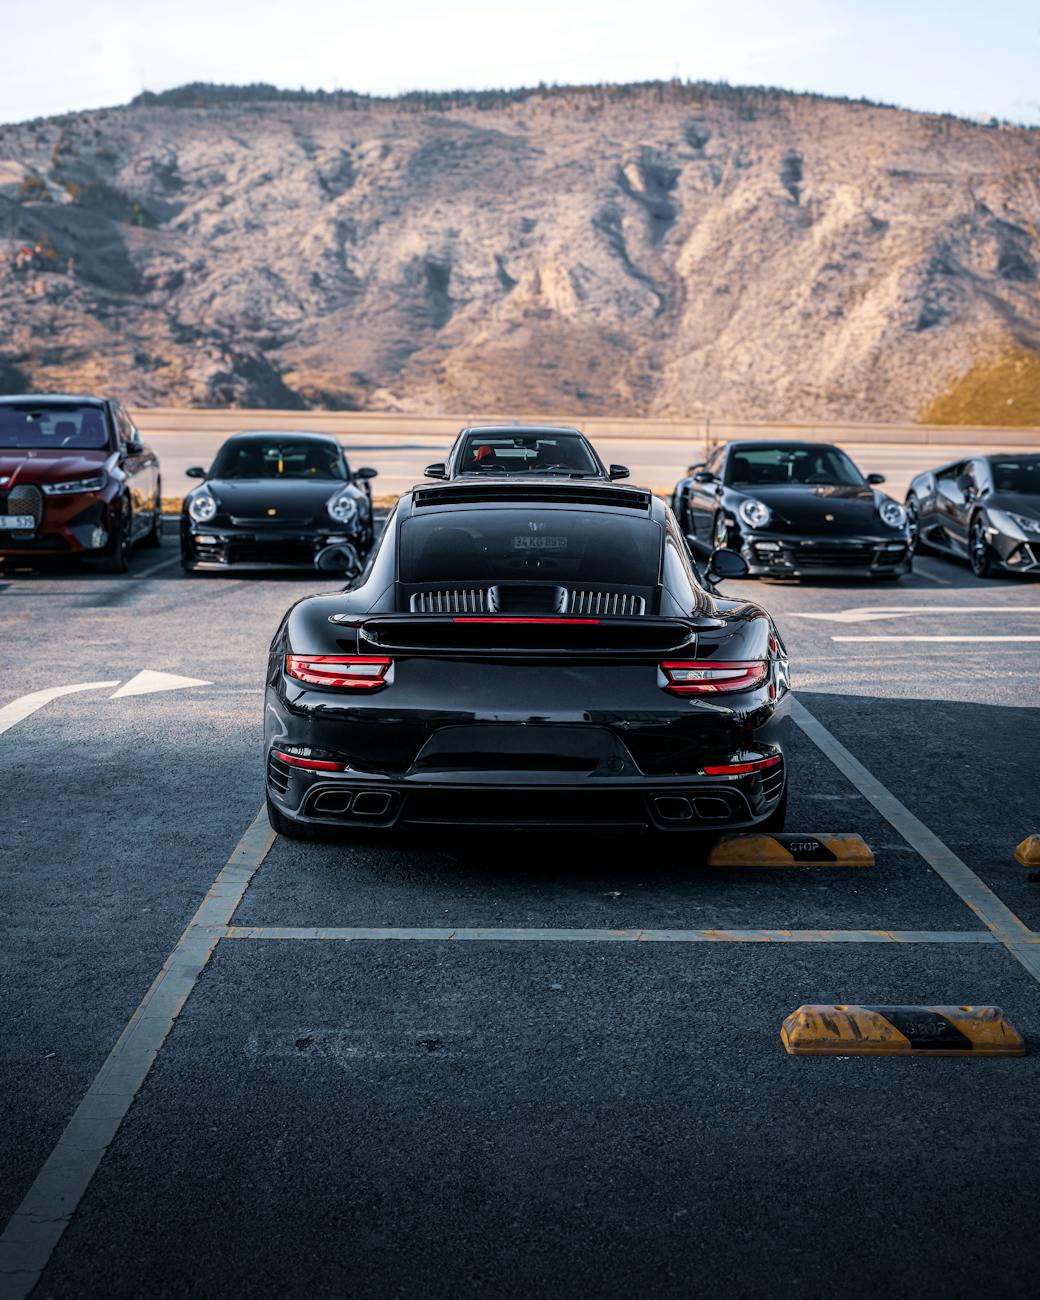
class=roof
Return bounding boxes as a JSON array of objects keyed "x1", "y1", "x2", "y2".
[
  {"x1": 459, "y1": 424, "x2": 586, "y2": 438},
  {"x1": 726, "y1": 439, "x2": 841, "y2": 452},
  {"x1": 216, "y1": 430, "x2": 344, "y2": 444},
  {"x1": 0, "y1": 394, "x2": 107, "y2": 406}
]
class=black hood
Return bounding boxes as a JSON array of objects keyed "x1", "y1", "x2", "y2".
[
  {"x1": 203, "y1": 478, "x2": 358, "y2": 523},
  {"x1": 737, "y1": 484, "x2": 893, "y2": 531}
]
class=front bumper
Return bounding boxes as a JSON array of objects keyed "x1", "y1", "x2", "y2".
[
  {"x1": 740, "y1": 531, "x2": 911, "y2": 578},
  {"x1": 182, "y1": 523, "x2": 360, "y2": 570},
  {"x1": 0, "y1": 497, "x2": 111, "y2": 557},
  {"x1": 992, "y1": 534, "x2": 1040, "y2": 574}
]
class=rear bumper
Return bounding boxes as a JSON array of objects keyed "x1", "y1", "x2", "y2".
[
  {"x1": 267, "y1": 759, "x2": 787, "y2": 833},
  {"x1": 741, "y1": 531, "x2": 911, "y2": 578}
]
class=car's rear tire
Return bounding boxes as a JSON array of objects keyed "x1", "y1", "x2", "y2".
[{"x1": 142, "y1": 479, "x2": 163, "y2": 548}]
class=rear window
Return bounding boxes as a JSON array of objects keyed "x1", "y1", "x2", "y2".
[
  {"x1": 0, "y1": 403, "x2": 110, "y2": 450},
  {"x1": 400, "y1": 509, "x2": 661, "y2": 584},
  {"x1": 990, "y1": 458, "x2": 1040, "y2": 494},
  {"x1": 457, "y1": 433, "x2": 599, "y2": 476}
]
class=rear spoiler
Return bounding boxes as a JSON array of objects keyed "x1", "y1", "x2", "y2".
[{"x1": 353, "y1": 615, "x2": 696, "y2": 655}]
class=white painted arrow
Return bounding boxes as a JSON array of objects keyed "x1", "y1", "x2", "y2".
[
  {"x1": 0, "y1": 681, "x2": 120, "y2": 737},
  {"x1": 109, "y1": 670, "x2": 212, "y2": 698}
]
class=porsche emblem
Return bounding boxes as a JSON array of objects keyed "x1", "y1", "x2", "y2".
[
  {"x1": 267, "y1": 508, "x2": 277, "y2": 517},
  {"x1": 825, "y1": 513, "x2": 834, "y2": 521}
]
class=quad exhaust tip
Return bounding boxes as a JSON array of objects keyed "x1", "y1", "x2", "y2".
[
  {"x1": 653, "y1": 794, "x2": 734, "y2": 823},
  {"x1": 310, "y1": 788, "x2": 393, "y2": 819}
]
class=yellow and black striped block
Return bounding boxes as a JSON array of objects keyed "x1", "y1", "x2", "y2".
[
  {"x1": 781, "y1": 1005, "x2": 1025, "y2": 1057},
  {"x1": 708, "y1": 833, "x2": 874, "y2": 868}
]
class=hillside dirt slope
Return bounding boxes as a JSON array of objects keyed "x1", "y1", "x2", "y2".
[{"x1": 1, "y1": 83, "x2": 1038, "y2": 421}]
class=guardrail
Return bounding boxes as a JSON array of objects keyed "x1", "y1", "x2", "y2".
[{"x1": 129, "y1": 407, "x2": 1040, "y2": 448}]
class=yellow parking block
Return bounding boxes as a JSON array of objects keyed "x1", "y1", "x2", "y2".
[
  {"x1": 1014, "y1": 835, "x2": 1040, "y2": 868},
  {"x1": 707, "y1": 833, "x2": 875, "y2": 867},
  {"x1": 781, "y1": 1004, "x2": 1025, "y2": 1057}
]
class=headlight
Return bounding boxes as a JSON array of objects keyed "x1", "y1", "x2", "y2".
[
  {"x1": 879, "y1": 500, "x2": 906, "y2": 528},
  {"x1": 1007, "y1": 511, "x2": 1040, "y2": 537},
  {"x1": 738, "y1": 498, "x2": 772, "y2": 529},
  {"x1": 41, "y1": 473, "x2": 107, "y2": 495},
  {"x1": 188, "y1": 490, "x2": 217, "y2": 523},
  {"x1": 327, "y1": 490, "x2": 359, "y2": 526}
]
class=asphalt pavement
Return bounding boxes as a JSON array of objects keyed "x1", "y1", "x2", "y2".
[{"x1": 1, "y1": 532, "x2": 1039, "y2": 1298}]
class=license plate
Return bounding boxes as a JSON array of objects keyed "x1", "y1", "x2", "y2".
[{"x1": 0, "y1": 515, "x2": 34, "y2": 530}]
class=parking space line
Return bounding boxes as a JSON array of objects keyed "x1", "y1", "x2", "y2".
[
  {"x1": 790, "y1": 699, "x2": 1040, "y2": 984},
  {"x1": 0, "y1": 806, "x2": 275, "y2": 1300},
  {"x1": 832, "y1": 635, "x2": 1040, "y2": 643},
  {"x1": 219, "y1": 925, "x2": 1006, "y2": 945}
]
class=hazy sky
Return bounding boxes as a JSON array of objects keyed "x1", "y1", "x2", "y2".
[{"x1": 1, "y1": 0, "x2": 1037, "y2": 126}]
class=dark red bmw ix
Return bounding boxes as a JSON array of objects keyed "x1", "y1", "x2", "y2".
[{"x1": 0, "y1": 395, "x2": 161, "y2": 571}]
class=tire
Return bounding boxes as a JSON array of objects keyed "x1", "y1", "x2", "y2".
[
  {"x1": 266, "y1": 794, "x2": 337, "y2": 842},
  {"x1": 103, "y1": 500, "x2": 131, "y2": 573},
  {"x1": 905, "y1": 493, "x2": 924, "y2": 553},
  {"x1": 142, "y1": 478, "x2": 163, "y2": 548},
  {"x1": 757, "y1": 780, "x2": 788, "y2": 832},
  {"x1": 969, "y1": 513, "x2": 995, "y2": 578}
]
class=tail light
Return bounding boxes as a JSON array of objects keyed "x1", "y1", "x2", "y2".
[
  {"x1": 661, "y1": 660, "x2": 768, "y2": 695},
  {"x1": 273, "y1": 749, "x2": 347, "y2": 771},
  {"x1": 703, "y1": 756, "x2": 781, "y2": 776},
  {"x1": 285, "y1": 654, "x2": 391, "y2": 690}
]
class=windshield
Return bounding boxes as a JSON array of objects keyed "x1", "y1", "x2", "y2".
[
  {"x1": 456, "y1": 433, "x2": 600, "y2": 477},
  {"x1": 400, "y1": 509, "x2": 660, "y2": 584},
  {"x1": 726, "y1": 446, "x2": 866, "y2": 488},
  {"x1": 209, "y1": 438, "x2": 349, "y2": 481},
  {"x1": 0, "y1": 403, "x2": 110, "y2": 450},
  {"x1": 990, "y1": 458, "x2": 1040, "y2": 495}
]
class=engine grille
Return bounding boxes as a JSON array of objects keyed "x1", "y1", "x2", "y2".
[
  {"x1": 567, "y1": 590, "x2": 646, "y2": 616},
  {"x1": 410, "y1": 588, "x2": 489, "y2": 613},
  {"x1": 2, "y1": 484, "x2": 43, "y2": 537}
]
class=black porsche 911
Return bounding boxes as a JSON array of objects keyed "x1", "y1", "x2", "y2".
[
  {"x1": 264, "y1": 476, "x2": 791, "y2": 840},
  {"x1": 672, "y1": 440, "x2": 912, "y2": 580},
  {"x1": 906, "y1": 453, "x2": 1040, "y2": 578},
  {"x1": 181, "y1": 432, "x2": 377, "y2": 574},
  {"x1": 424, "y1": 424, "x2": 630, "y2": 481}
]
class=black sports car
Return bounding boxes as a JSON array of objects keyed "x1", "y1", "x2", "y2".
[
  {"x1": 906, "y1": 453, "x2": 1040, "y2": 578},
  {"x1": 425, "y1": 424, "x2": 629, "y2": 481},
  {"x1": 181, "y1": 432, "x2": 377, "y2": 574},
  {"x1": 264, "y1": 477, "x2": 791, "y2": 840},
  {"x1": 673, "y1": 440, "x2": 912, "y2": 579}
]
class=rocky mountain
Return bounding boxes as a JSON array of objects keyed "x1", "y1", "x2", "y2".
[{"x1": 1, "y1": 81, "x2": 1038, "y2": 422}]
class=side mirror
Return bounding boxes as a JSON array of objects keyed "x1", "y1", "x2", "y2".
[
  {"x1": 693, "y1": 470, "x2": 716, "y2": 484},
  {"x1": 608, "y1": 464, "x2": 630, "y2": 480},
  {"x1": 355, "y1": 466, "x2": 378, "y2": 480},
  {"x1": 866, "y1": 472, "x2": 886, "y2": 485},
  {"x1": 424, "y1": 463, "x2": 447, "y2": 479},
  {"x1": 186, "y1": 466, "x2": 207, "y2": 479},
  {"x1": 955, "y1": 473, "x2": 973, "y2": 497},
  {"x1": 706, "y1": 547, "x2": 749, "y2": 583}
]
